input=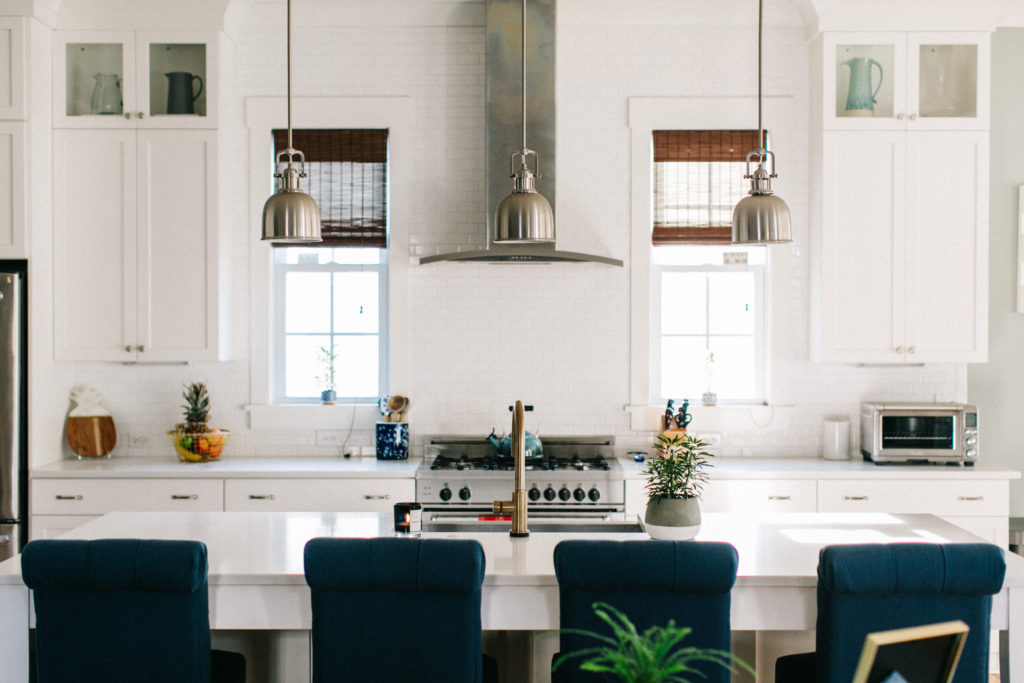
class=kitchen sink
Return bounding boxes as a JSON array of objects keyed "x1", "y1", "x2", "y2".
[{"x1": 422, "y1": 520, "x2": 645, "y2": 534}]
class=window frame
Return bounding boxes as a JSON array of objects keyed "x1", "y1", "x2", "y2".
[
  {"x1": 272, "y1": 249, "x2": 389, "y2": 404},
  {"x1": 651, "y1": 255, "x2": 767, "y2": 405}
]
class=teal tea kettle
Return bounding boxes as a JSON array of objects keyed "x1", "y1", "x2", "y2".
[
  {"x1": 487, "y1": 429, "x2": 543, "y2": 460},
  {"x1": 842, "y1": 57, "x2": 883, "y2": 117}
]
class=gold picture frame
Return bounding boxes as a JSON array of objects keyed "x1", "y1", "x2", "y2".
[{"x1": 851, "y1": 620, "x2": 969, "y2": 683}]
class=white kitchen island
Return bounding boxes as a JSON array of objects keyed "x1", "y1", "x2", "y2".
[{"x1": 0, "y1": 511, "x2": 1022, "y2": 683}]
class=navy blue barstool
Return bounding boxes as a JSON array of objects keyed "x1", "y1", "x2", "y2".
[
  {"x1": 21, "y1": 538, "x2": 245, "y2": 683},
  {"x1": 775, "y1": 542, "x2": 1006, "y2": 683},
  {"x1": 304, "y1": 537, "x2": 494, "y2": 683},
  {"x1": 553, "y1": 540, "x2": 739, "y2": 683}
]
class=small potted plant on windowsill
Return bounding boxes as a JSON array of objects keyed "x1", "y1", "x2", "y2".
[
  {"x1": 644, "y1": 432, "x2": 713, "y2": 540},
  {"x1": 317, "y1": 345, "x2": 338, "y2": 404},
  {"x1": 553, "y1": 602, "x2": 753, "y2": 682}
]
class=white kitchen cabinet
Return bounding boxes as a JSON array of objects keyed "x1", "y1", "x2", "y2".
[
  {"x1": 224, "y1": 478, "x2": 416, "y2": 513},
  {"x1": 815, "y1": 131, "x2": 988, "y2": 363},
  {"x1": 53, "y1": 128, "x2": 219, "y2": 362},
  {"x1": 0, "y1": 122, "x2": 26, "y2": 258},
  {"x1": 54, "y1": 30, "x2": 217, "y2": 128},
  {"x1": 700, "y1": 479, "x2": 817, "y2": 514},
  {"x1": 0, "y1": 18, "x2": 26, "y2": 120},
  {"x1": 29, "y1": 477, "x2": 224, "y2": 539},
  {"x1": 820, "y1": 32, "x2": 989, "y2": 132}
]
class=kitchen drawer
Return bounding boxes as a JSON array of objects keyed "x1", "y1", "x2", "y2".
[
  {"x1": 30, "y1": 515, "x2": 101, "y2": 540},
  {"x1": 224, "y1": 478, "x2": 415, "y2": 512},
  {"x1": 817, "y1": 479, "x2": 1007, "y2": 517},
  {"x1": 701, "y1": 479, "x2": 817, "y2": 513},
  {"x1": 31, "y1": 478, "x2": 224, "y2": 515}
]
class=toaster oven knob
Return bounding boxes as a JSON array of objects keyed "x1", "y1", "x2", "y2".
[
  {"x1": 439, "y1": 487, "x2": 452, "y2": 502},
  {"x1": 965, "y1": 437, "x2": 978, "y2": 446},
  {"x1": 558, "y1": 487, "x2": 571, "y2": 501},
  {"x1": 573, "y1": 487, "x2": 586, "y2": 502},
  {"x1": 458, "y1": 486, "x2": 472, "y2": 501},
  {"x1": 966, "y1": 449, "x2": 978, "y2": 459},
  {"x1": 528, "y1": 485, "x2": 541, "y2": 501},
  {"x1": 588, "y1": 488, "x2": 601, "y2": 502},
  {"x1": 543, "y1": 486, "x2": 556, "y2": 501}
]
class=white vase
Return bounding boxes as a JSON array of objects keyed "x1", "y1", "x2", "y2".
[{"x1": 644, "y1": 496, "x2": 701, "y2": 540}]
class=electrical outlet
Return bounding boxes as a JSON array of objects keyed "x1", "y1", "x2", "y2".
[
  {"x1": 130, "y1": 433, "x2": 150, "y2": 447},
  {"x1": 698, "y1": 432, "x2": 722, "y2": 446},
  {"x1": 316, "y1": 430, "x2": 345, "y2": 447}
]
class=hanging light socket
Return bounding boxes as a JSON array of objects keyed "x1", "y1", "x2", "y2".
[{"x1": 261, "y1": 0, "x2": 321, "y2": 243}]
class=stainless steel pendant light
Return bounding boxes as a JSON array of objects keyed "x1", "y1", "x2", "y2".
[
  {"x1": 493, "y1": 0, "x2": 555, "y2": 244},
  {"x1": 262, "y1": 0, "x2": 321, "y2": 243},
  {"x1": 731, "y1": 0, "x2": 792, "y2": 245}
]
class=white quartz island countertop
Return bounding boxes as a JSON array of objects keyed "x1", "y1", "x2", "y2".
[{"x1": 30, "y1": 456, "x2": 421, "y2": 478}]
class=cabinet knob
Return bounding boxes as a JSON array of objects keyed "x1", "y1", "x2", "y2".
[
  {"x1": 909, "y1": 113, "x2": 918, "y2": 120},
  {"x1": 124, "y1": 112, "x2": 132, "y2": 120},
  {"x1": 364, "y1": 494, "x2": 390, "y2": 500},
  {"x1": 907, "y1": 346, "x2": 916, "y2": 354},
  {"x1": 136, "y1": 344, "x2": 145, "y2": 352},
  {"x1": 125, "y1": 345, "x2": 132, "y2": 352},
  {"x1": 136, "y1": 112, "x2": 145, "y2": 119},
  {"x1": 957, "y1": 496, "x2": 983, "y2": 501},
  {"x1": 171, "y1": 494, "x2": 198, "y2": 500},
  {"x1": 55, "y1": 495, "x2": 83, "y2": 501},
  {"x1": 895, "y1": 346, "x2": 903, "y2": 353},
  {"x1": 843, "y1": 495, "x2": 869, "y2": 501},
  {"x1": 248, "y1": 494, "x2": 275, "y2": 500},
  {"x1": 767, "y1": 495, "x2": 791, "y2": 501},
  {"x1": 896, "y1": 113, "x2": 905, "y2": 120}
]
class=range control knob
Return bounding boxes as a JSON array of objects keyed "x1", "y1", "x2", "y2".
[
  {"x1": 543, "y1": 486, "x2": 556, "y2": 501},
  {"x1": 558, "y1": 487, "x2": 571, "y2": 502},
  {"x1": 588, "y1": 488, "x2": 601, "y2": 502},
  {"x1": 528, "y1": 486, "x2": 541, "y2": 502},
  {"x1": 458, "y1": 486, "x2": 472, "y2": 501},
  {"x1": 573, "y1": 487, "x2": 586, "y2": 502},
  {"x1": 439, "y1": 487, "x2": 452, "y2": 502}
]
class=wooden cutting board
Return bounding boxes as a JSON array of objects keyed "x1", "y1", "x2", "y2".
[{"x1": 66, "y1": 416, "x2": 117, "y2": 458}]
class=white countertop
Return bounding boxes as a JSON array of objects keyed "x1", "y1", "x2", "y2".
[
  {"x1": 30, "y1": 456, "x2": 421, "y2": 479},
  {"x1": 2, "y1": 510, "x2": 1015, "y2": 588},
  {"x1": 618, "y1": 456, "x2": 1022, "y2": 480}
]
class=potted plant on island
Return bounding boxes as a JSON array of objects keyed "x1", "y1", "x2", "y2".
[
  {"x1": 167, "y1": 382, "x2": 229, "y2": 462},
  {"x1": 317, "y1": 345, "x2": 338, "y2": 404},
  {"x1": 644, "y1": 432, "x2": 713, "y2": 540},
  {"x1": 553, "y1": 602, "x2": 753, "y2": 682}
]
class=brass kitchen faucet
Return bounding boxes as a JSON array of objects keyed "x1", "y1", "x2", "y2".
[{"x1": 493, "y1": 401, "x2": 530, "y2": 537}]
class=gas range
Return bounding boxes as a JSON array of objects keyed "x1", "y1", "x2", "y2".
[{"x1": 416, "y1": 436, "x2": 624, "y2": 512}]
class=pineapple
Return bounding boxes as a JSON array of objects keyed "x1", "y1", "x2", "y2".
[{"x1": 181, "y1": 382, "x2": 210, "y2": 434}]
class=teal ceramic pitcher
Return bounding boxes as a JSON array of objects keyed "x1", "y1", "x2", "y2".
[{"x1": 842, "y1": 57, "x2": 883, "y2": 117}]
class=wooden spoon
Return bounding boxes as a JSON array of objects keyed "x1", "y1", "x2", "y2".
[
  {"x1": 387, "y1": 395, "x2": 408, "y2": 423},
  {"x1": 397, "y1": 397, "x2": 410, "y2": 422}
]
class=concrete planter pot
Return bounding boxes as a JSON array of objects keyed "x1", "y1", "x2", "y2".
[{"x1": 644, "y1": 496, "x2": 701, "y2": 540}]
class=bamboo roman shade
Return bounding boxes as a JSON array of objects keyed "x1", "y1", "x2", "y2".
[
  {"x1": 271, "y1": 129, "x2": 388, "y2": 247},
  {"x1": 652, "y1": 130, "x2": 760, "y2": 245}
]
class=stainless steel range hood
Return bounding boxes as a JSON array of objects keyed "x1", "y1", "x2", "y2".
[{"x1": 420, "y1": 0, "x2": 622, "y2": 266}]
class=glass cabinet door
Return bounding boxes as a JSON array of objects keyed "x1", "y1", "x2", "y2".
[
  {"x1": 906, "y1": 33, "x2": 988, "y2": 130},
  {"x1": 142, "y1": 41, "x2": 209, "y2": 121},
  {"x1": 60, "y1": 33, "x2": 133, "y2": 124},
  {"x1": 823, "y1": 33, "x2": 906, "y2": 130}
]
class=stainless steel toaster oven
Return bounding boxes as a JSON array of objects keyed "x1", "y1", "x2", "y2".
[{"x1": 860, "y1": 402, "x2": 978, "y2": 465}]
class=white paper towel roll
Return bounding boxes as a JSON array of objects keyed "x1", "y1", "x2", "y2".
[{"x1": 822, "y1": 416, "x2": 850, "y2": 460}]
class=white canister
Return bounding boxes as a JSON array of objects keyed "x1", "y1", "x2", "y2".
[{"x1": 821, "y1": 416, "x2": 851, "y2": 460}]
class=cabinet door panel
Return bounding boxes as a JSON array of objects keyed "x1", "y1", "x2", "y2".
[
  {"x1": 32, "y1": 478, "x2": 223, "y2": 515},
  {"x1": 820, "y1": 132, "x2": 905, "y2": 362},
  {"x1": 905, "y1": 132, "x2": 987, "y2": 361},
  {"x1": 136, "y1": 130, "x2": 217, "y2": 361},
  {"x1": 701, "y1": 479, "x2": 816, "y2": 513},
  {"x1": 817, "y1": 479, "x2": 1006, "y2": 517},
  {"x1": 0, "y1": 123, "x2": 25, "y2": 258},
  {"x1": 53, "y1": 129, "x2": 136, "y2": 360},
  {"x1": 0, "y1": 18, "x2": 25, "y2": 119},
  {"x1": 225, "y1": 478, "x2": 415, "y2": 512}
]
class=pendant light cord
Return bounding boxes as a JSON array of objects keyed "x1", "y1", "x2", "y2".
[
  {"x1": 757, "y1": 0, "x2": 764, "y2": 152},
  {"x1": 521, "y1": 0, "x2": 527, "y2": 151},
  {"x1": 287, "y1": 0, "x2": 294, "y2": 154}
]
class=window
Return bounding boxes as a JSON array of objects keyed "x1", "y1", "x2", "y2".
[
  {"x1": 271, "y1": 129, "x2": 389, "y2": 403},
  {"x1": 652, "y1": 130, "x2": 767, "y2": 404}
]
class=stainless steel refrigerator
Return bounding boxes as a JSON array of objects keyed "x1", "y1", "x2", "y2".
[{"x1": 0, "y1": 268, "x2": 25, "y2": 563}]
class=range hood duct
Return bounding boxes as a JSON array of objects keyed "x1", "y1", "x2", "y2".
[{"x1": 420, "y1": 0, "x2": 622, "y2": 266}]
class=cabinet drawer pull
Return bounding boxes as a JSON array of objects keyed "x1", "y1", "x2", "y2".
[
  {"x1": 768, "y1": 495, "x2": 792, "y2": 501},
  {"x1": 843, "y1": 495, "x2": 869, "y2": 501},
  {"x1": 364, "y1": 494, "x2": 390, "y2": 500},
  {"x1": 55, "y1": 495, "x2": 83, "y2": 501},
  {"x1": 248, "y1": 494, "x2": 276, "y2": 500},
  {"x1": 171, "y1": 494, "x2": 198, "y2": 500},
  {"x1": 957, "y1": 496, "x2": 983, "y2": 501}
]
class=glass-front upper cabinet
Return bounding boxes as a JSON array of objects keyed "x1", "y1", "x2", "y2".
[
  {"x1": 821, "y1": 32, "x2": 989, "y2": 131},
  {"x1": 54, "y1": 31, "x2": 217, "y2": 128}
]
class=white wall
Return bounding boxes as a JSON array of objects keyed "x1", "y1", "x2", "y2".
[
  {"x1": 43, "y1": 0, "x2": 967, "y2": 462},
  {"x1": 968, "y1": 28, "x2": 1024, "y2": 515}
]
